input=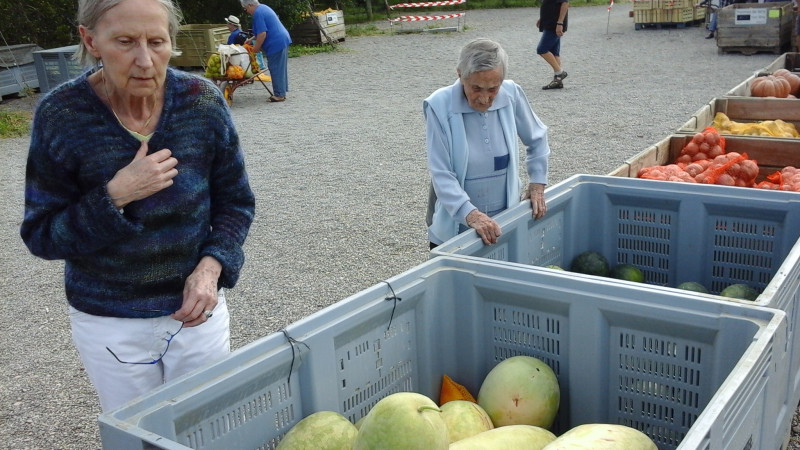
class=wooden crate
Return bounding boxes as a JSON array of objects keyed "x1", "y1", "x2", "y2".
[
  {"x1": 171, "y1": 24, "x2": 229, "y2": 67},
  {"x1": 290, "y1": 10, "x2": 346, "y2": 45},
  {"x1": 611, "y1": 134, "x2": 800, "y2": 181},
  {"x1": 717, "y1": 2, "x2": 794, "y2": 54},
  {"x1": 725, "y1": 52, "x2": 800, "y2": 97},
  {"x1": 667, "y1": 7, "x2": 695, "y2": 23},
  {"x1": 679, "y1": 97, "x2": 800, "y2": 134},
  {"x1": 660, "y1": 0, "x2": 693, "y2": 9}
]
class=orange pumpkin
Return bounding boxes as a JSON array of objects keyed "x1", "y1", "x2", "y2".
[
  {"x1": 751, "y1": 75, "x2": 791, "y2": 98},
  {"x1": 772, "y1": 68, "x2": 800, "y2": 96}
]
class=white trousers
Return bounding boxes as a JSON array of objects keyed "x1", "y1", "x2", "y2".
[{"x1": 69, "y1": 291, "x2": 230, "y2": 412}]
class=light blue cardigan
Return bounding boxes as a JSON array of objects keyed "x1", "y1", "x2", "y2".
[{"x1": 424, "y1": 79, "x2": 549, "y2": 244}]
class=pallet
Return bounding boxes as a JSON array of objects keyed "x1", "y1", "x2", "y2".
[
  {"x1": 634, "y1": 19, "x2": 702, "y2": 30},
  {"x1": 718, "y1": 45, "x2": 789, "y2": 56}
]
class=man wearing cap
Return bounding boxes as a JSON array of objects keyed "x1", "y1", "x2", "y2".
[{"x1": 225, "y1": 15, "x2": 247, "y2": 45}]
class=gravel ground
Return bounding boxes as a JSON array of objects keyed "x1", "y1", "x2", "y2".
[{"x1": 0, "y1": 4, "x2": 794, "y2": 449}]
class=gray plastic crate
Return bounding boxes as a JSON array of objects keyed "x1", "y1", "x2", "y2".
[
  {"x1": 32, "y1": 45, "x2": 84, "y2": 93},
  {"x1": 0, "y1": 43, "x2": 41, "y2": 96},
  {"x1": 431, "y1": 174, "x2": 800, "y2": 445},
  {"x1": 98, "y1": 256, "x2": 787, "y2": 450}
]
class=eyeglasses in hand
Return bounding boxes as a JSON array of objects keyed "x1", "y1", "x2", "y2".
[{"x1": 106, "y1": 308, "x2": 184, "y2": 365}]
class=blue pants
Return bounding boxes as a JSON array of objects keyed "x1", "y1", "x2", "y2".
[
  {"x1": 265, "y1": 47, "x2": 289, "y2": 97},
  {"x1": 536, "y1": 30, "x2": 561, "y2": 57},
  {"x1": 709, "y1": 11, "x2": 718, "y2": 32}
]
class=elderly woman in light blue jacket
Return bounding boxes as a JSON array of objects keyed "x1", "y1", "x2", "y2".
[{"x1": 424, "y1": 38, "x2": 551, "y2": 248}]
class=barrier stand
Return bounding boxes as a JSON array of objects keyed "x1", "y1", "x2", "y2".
[{"x1": 386, "y1": 0, "x2": 467, "y2": 33}]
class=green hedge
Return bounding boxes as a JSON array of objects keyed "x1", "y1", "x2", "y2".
[{"x1": 0, "y1": 0, "x2": 546, "y2": 50}]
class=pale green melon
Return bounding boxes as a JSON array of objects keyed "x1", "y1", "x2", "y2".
[
  {"x1": 440, "y1": 400, "x2": 493, "y2": 443},
  {"x1": 353, "y1": 392, "x2": 448, "y2": 450},
  {"x1": 542, "y1": 423, "x2": 657, "y2": 449},
  {"x1": 449, "y1": 424, "x2": 556, "y2": 449},
  {"x1": 276, "y1": 411, "x2": 357, "y2": 450},
  {"x1": 477, "y1": 356, "x2": 560, "y2": 429}
]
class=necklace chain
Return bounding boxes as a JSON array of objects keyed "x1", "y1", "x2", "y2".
[{"x1": 101, "y1": 69, "x2": 156, "y2": 135}]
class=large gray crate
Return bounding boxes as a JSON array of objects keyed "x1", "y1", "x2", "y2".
[
  {"x1": 32, "y1": 45, "x2": 84, "y2": 93},
  {"x1": 99, "y1": 256, "x2": 787, "y2": 450},
  {"x1": 430, "y1": 174, "x2": 800, "y2": 445},
  {"x1": 0, "y1": 44, "x2": 41, "y2": 96}
]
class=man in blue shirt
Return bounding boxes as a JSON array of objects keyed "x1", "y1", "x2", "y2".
[{"x1": 241, "y1": 0, "x2": 292, "y2": 102}]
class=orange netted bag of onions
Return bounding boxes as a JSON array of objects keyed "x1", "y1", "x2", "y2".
[
  {"x1": 439, "y1": 374, "x2": 476, "y2": 405},
  {"x1": 693, "y1": 152, "x2": 758, "y2": 187},
  {"x1": 756, "y1": 166, "x2": 800, "y2": 191},
  {"x1": 638, "y1": 164, "x2": 697, "y2": 182},
  {"x1": 674, "y1": 128, "x2": 726, "y2": 166},
  {"x1": 638, "y1": 127, "x2": 759, "y2": 187}
]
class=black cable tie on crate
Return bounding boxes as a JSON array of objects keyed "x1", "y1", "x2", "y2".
[
  {"x1": 383, "y1": 281, "x2": 402, "y2": 332},
  {"x1": 280, "y1": 329, "x2": 310, "y2": 385}
]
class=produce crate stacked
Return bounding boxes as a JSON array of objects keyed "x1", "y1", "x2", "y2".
[
  {"x1": 98, "y1": 53, "x2": 800, "y2": 450},
  {"x1": 717, "y1": 2, "x2": 794, "y2": 55},
  {"x1": 634, "y1": 0, "x2": 702, "y2": 30},
  {"x1": 171, "y1": 24, "x2": 230, "y2": 68},
  {"x1": 289, "y1": 9, "x2": 346, "y2": 45}
]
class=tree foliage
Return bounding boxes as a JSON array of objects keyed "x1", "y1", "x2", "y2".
[
  {"x1": 1, "y1": 0, "x2": 79, "y2": 49},
  {"x1": 0, "y1": 0, "x2": 347, "y2": 49}
]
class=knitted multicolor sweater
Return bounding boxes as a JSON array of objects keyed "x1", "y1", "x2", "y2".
[{"x1": 21, "y1": 67, "x2": 255, "y2": 318}]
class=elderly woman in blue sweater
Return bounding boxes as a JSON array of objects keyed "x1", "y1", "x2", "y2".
[
  {"x1": 425, "y1": 38, "x2": 550, "y2": 248},
  {"x1": 21, "y1": 0, "x2": 255, "y2": 412}
]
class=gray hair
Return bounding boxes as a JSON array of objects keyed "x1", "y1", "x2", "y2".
[
  {"x1": 74, "y1": 0, "x2": 184, "y2": 66},
  {"x1": 240, "y1": 0, "x2": 259, "y2": 6},
  {"x1": 456, "y1": 38, "x2": 508, "y2": 80}
]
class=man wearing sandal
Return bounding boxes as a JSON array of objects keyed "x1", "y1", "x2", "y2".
[
  {"x1": 536, "y1": 0, "x2": 569, "y2": 90},
  {"x1": 241, "y1": 0, "x2": 291, "y2": 102}
]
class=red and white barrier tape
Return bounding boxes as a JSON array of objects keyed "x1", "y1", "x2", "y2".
[
  {"x1": 388, "y1": 0, "x2": 466, "y2": 9},
  {"x1": 390, "y1": 12, "x2": 466, "y2": 21}
]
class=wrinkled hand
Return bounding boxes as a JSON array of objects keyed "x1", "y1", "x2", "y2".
[
  {"x1": 107, "y1": 140, "x2": 178, "y2": 209},
  {"x1": 466, "y1": 209, "x2": 502, "y2": 245},
  {"x1": 172, "y1": 256, "x2": 222, "y2": 327},
  {"x1": 525, "y1": 183, "x2": 547, "y2": 219}
]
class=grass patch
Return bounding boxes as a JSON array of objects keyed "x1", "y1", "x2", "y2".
[
  {"x1": 289, "y1": 43, "x2": 339, "y2": 58},
  {"x1": 346, "y1": 24, "x2": 386, "y2": 37},
  {"x1": 0, "y1": 111, "x2": 31, "y2": 138}
]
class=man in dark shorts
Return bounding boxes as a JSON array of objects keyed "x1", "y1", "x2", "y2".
[{"x1": 537, "y1": 0, "x2": 569, "y2": 90}]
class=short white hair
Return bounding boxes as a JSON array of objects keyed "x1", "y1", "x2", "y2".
[{"x1": 456, "y1": 38, "x2": 508, "y2": 80}]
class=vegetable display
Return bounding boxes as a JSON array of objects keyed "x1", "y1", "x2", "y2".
[{"x1": 750, "y1": 75, "x2": 792, "y2": 98}]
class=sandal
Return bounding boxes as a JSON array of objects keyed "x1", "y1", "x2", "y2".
[
  {"x1": 269, "y1": 96, "x2": 286, "y2": 102},
  {"x1": 542, "y1": 79, "x2": 563, "y2": 90},
  {"x1": 554, "y1": 71, "x2": 568, "y2": 81}
]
